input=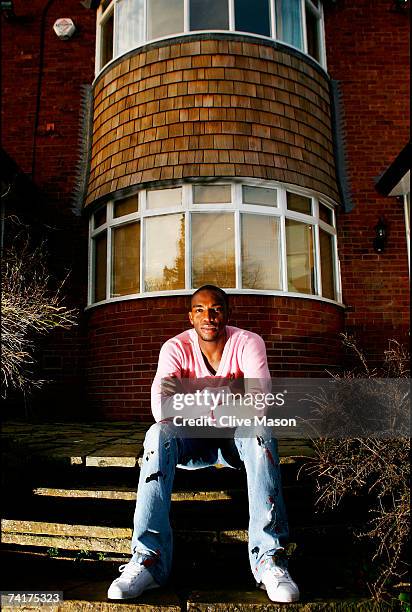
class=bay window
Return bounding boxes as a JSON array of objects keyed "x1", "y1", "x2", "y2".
[
  {"x1": 89, "y1": 180, "x2": 341, "y2": 305},
  {"x1": 96, "y1": 0, "x2": 326, "y2": 72}
]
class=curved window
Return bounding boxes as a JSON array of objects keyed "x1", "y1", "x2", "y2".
[
  {"x1": 88, "y1": 180, "x2": 341, "y2": 305},
  {"x1": 96, "y1": 0, "x2": 325, "y2": 73}
]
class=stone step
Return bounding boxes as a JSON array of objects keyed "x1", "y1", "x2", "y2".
[
  {"x1": 1, "y1": 517, "x2": 359, "y2": 555},
  {"x1": 0, "y1": 549, "x2": 382, "y2": 611},
  {"x1": 1, "y1": 421, "x2": 313, "y2": 469}
]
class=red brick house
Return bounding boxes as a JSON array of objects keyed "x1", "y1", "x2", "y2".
[{"x1": 1, "y1": 0, "x2": 410, "y2": 420}]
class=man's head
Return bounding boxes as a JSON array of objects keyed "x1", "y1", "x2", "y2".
[{"x1": 189, "y1": 285, "x2": 229, "y2": 343}]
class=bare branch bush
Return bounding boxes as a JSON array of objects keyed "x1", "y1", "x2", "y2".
[
  {"x1": 1, "y1": 241, "x2": 77, "y2": 398},
  {"x1": 304, "y1": 334, "x2": 410, "y2": 600}
]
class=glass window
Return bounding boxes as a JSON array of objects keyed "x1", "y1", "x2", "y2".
[
  {"x1": 192, "y1": 213, "x2": 235, "y2": 287},
  {"x1": 193, "y1": 184, "x2": 231, "y2": 204},
  {"x1": 235, "y1": 0, "x2": 270, "y2": 36},
  {"x1": 144, "y1": 214, "x2": 185, "y2": 291},
  {"x1": 242, "y1": 214, "x2": 281, "y2": 289},
  {"x1": 146, "y1": 187, "x2": 182, "y2": 210},
  {"x1": 276, "y1": 0, "x2": 302, "y2": 49},
  {"x1": 319, "y1": 203, "x2": 333, "y2": 225},
  {"x1": 148, "y1": 0, "x2": 184, "y2": 40},
  {"x1": 115, "y1": 0, "x2": 144, "y2": 56},
  {"x1": 89, "y1": 181, "x2": 339, "y2": 304},
  {"x1": 94, "y1": 207, "x2": 107, "y2": 228},
  {"x1": 94, "y1": 232, "x2": 107, "y2": 302},
  {"x1": 243, "y1": 185, "x2": 277, "y2": 207},
  {"x1": 190, "y1": 0, "x2": 229, "y2": 31},
  {"x1": 305, "y1": 5, "x2": 321, "y2": 62},
  {"x1": 319, "y1": 229, "x2": 335, "y2": 300},
  {"x1": 101, "y1": 10, "x2": 114, "y2": 67},
  {"x1": 287, "y1": 191, "x2": 312, "y2": 215},
  {"x1": 286, "y1": 220, "x2": 315, "y2": 294},
  {"x1": 113, "y1": 195, "x2": 139, "y2": 218},
  {"x1": 111, "y1": 222, "x2": 140, "y2": 296}
]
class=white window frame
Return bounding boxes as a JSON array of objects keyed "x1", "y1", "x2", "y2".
[
  {"x1": 88, "y1": 178, "x2": 342, "y2": 308},
  {"x1": 404, "y1": 193, "x2": 410, "y2": 274},
  {"x1": 95, "y1": 0, "x2": 326, "y2": 75}
]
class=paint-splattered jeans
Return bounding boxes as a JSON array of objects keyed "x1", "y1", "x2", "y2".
[{"x1": 131, "y1": 421, "x2": 289, "y2": 586}]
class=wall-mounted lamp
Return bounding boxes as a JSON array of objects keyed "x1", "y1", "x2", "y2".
[{"x1": 373, "y1": 218, "x2": 387, "y2": 254}]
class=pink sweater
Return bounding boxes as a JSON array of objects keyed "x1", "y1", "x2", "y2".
[{"x1": 151, "y1": 325, "x2": 270, "y2": 421}]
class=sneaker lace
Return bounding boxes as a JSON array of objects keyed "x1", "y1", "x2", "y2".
[{"x1": 118, "y1": 561, "x2": 143, "y2": 579}]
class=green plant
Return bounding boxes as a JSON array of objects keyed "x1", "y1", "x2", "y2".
[{"x1": 47, "y1": 547, "x2": 60, "y2": 557}]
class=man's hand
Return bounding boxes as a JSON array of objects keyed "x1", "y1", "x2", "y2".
[{"x1": 161, "y1": 374, "x2": 183, "y2": 397}]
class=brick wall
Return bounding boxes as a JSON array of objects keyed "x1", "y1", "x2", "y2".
[
  {"x1": 85, "y1": 296, "x2": 344, "y2": 420},
  {"x1": 86, "y1": 36, "x2": 339, "y2": 207},
  {"x1": 324, "y1": 0, "x2": 410, "y2": 360}
]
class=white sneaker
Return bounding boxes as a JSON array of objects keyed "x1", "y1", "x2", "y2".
[
  {"x1": 107, "y1": 560, "x2": 160, "y2": 600},
  {"x1": 259, "y1": 565, "x2": 300, "y2": 603}
]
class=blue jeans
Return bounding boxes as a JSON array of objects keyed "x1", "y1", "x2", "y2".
[{"x1": 131, "y1": 422, "x2": 289, "y2": 585}]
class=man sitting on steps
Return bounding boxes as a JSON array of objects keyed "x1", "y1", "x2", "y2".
[{"x1": 107, "y1": 284, "x2": 299, "y2": 603}]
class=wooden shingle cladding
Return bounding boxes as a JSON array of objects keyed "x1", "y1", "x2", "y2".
[{"x1": 85, "y1": 36, "x2": 339, "y2": 208}]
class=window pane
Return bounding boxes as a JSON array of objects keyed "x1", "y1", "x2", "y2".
[
  {"x1": 287, "y1": 191, "x2": 312, "y2": 215},
  {"x1": 276, "y1": 0, "x2": 302, "y2": 49},
  {"x1": 319, "y1": 229, "x2": 335, "y2": 300},
  {"x1": 148, "y1": 0, "x2": 184, "y2": 40},
  {"x1": 242, "y1": 186, "x2": 277, "y2": 207},
  {"x1": 94, "y1": 206, "x2": 107, "y2": 228},
  {"x1": 190, "y1": 0, "x2": 229, "y2": 31},
  {"x1": 146, "y1": 187, "x2": 182, "y2": 209},
  {"x1": 111, "y1": 222, "x2": 140, "y2": 297},
  {"x1": 305, "y1": 6, "x2": 320, "y2": 61},
  {"x1": 286, "y1": 220, "x2": 315, "y2": 294},
  {"x1": 319, "y1": 203, "x2": 333, "y2": 225},
  {"x1": 235, "y1": 0, "x2": 270, "y2": 36},
  {"x1": 115, "y1": 0, "x2": 144, "y2": 56},
  {"x1": 101, "y1": 11, "x2": 114, "y2": 67},
  {"x1": 94, "y1": 232, "x2": 107, "y2": 302},
  {"x1": 144, "y1": 214, "x2": 185, "y2": 291},
  {"x1": 242, "y1": 214, "x2": 281, "y2": 289},
  {"x1": 113, "y1": 195, "x2": 139, "y2": 218},
  {"x1": 192, "y1": 213, "x2": 235, "y2": 287},
  {"x1": 193, "y1": 184, "x2": 231, "y2": 204}
]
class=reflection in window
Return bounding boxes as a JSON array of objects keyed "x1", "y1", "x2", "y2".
[
  {"x1": 235, "y1": 0, "x2": 270, "y2": 36},
  {"x1": 242, "y1": 214, "x2": 281, "y2": 289},
  {"x1": 146, "y1": 187, "x2": 182, "y2": 209},
  {"x1": 193, "y1": 184, "x2": 231, "y2": 204},
  {"x1": 286, "y1": 220, "x2": 315, "y2": 294},
  {"x1": 112, "y1": 222, "x2": 140, "y2": 296},
  {"x1": 192, "y1": 213, "x2": 235, "y2": 287},
  {"x1": 144, "y1": 214, "x2": 185, "y2": 291},
  {"x1": 100, "y1": 10, "x2": 114, "y2": 67},
  {"x1": 94, "y1": 232, "x2": 107, "y2": 302},
  {"x1": 94, "y1": 206, "x2": 107, "y2": 228},
  {"x1": 305, "y1": 5, "x2": 321, "y2": 62},
  {"x1": 114, "y1": 195, "x2": 139, "y2": 218},
  {"x1": 148, "y1": 0, "x2": 184, "y2": 40},
  {"x1": 276, "y1": 0, "x2": 302, "y2": 49},
  {"x1": 287, "y1": 191, "x2": 312, "y2": 215},
  {"x1": 115, "y1": 0, "x2": 144, "y2": 55},
  {"x1": 243, "y1": 185, "x2": 277, "y2": 207},
  {"x1": 190, "y1": 0, "x2": 229, "y2": 31},
  {"x1": 319, "y1": 229, "x2": 335, "y2": 299},
  {"x1": 319, "y1": 203, "x2": 333, "y2": 225}
]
